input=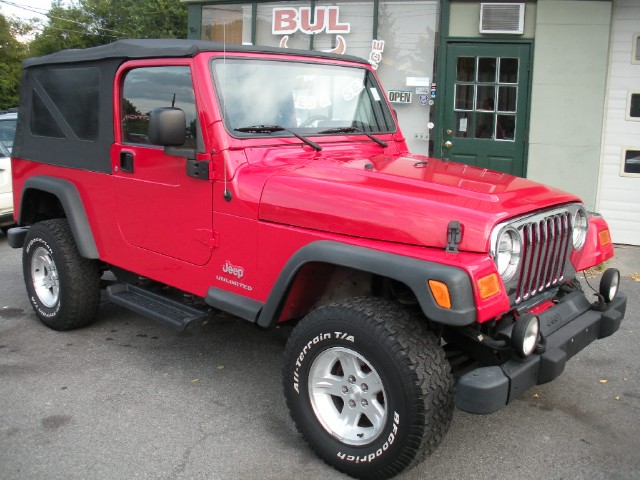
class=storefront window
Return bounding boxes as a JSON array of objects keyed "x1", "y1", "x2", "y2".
[
  {"x1": 202, "y1": 4, "x2": 252, "y2": 44},
  {"x1": 256, "y1": 2, "x2": 312, "y2": 50},
  {"x1": 377, "y1": 0, "x2": 439, "y2": 154},
  {"x1": 313, "y1": 1, "x2": 374, "y2": 59}
]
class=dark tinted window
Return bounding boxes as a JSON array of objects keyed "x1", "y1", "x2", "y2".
[
  {"x1": 31, "y1": 67, "x2": 100, "y2": 140},
  {"x1": 121, "y1": 66, "x2": 198, "y2": 148},
  {"x1": 624, "y1": 149, "x2": 640, "y2": 175},
  {"x1": 630, "y1": 93, "x2": 640, "y2": 119}
]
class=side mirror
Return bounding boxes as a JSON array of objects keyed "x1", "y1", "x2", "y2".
[{"x1": 148, "y1": 107, "x2": 186, "y2": 146}]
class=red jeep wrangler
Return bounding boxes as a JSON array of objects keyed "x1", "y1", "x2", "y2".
[{"x1": 8, "y1": 40, "x2": 626, "y2": 479}]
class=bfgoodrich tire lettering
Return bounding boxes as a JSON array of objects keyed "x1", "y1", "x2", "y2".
[
  {"x1": 283, "y1": 297, "x2": 454, "y2": 479},
  {"x1": 23, "y1": 219, "x2": 101, "y2": 330}
]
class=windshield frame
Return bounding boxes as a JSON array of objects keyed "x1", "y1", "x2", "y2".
[{"x1": 209, "y1": 56, "x2": 397, "y2": 140}]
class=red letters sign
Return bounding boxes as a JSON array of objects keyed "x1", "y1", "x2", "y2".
[{"x1": 272, "y1": 6, "x2": 351, "y2": 35}]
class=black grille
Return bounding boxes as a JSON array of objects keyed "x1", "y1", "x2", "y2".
[{"x1": 516, "y1": 212, "x2": 572, "y2": 303}]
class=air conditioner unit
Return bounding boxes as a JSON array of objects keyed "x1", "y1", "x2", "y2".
[{"x1": 480, "y1": 3, "x2": 525, "y2": 35}]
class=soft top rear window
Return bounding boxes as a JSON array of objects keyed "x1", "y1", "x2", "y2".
[{"x1": 30, "y1": 67, "x2": 100, "y2": 141}]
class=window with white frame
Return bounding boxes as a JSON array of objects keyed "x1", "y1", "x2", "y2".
[
  {"x1": 622, "y1": 147, "x2": 640, "y2": 176},
  {"x1": 633, "y1": 33, "x2": 640, "y2": 64},
  {"x1": 628, "y1": 92, "x2": 640, "y2": 120}
]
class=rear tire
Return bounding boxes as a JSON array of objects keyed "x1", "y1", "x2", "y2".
[
  {"x1": 283, "y1": 297, "x2": 454, "y2": 479},
  {"x1": 23, "y1": 219, "x2": 101, "y2": 330}
]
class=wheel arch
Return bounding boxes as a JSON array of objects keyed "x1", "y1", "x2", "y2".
[
  {"x1": 18, "y1": 176, "x2": 99, "y2": 259},
  {"x1": 256, "y1": 241, "x2": 477, "y2": 328}
]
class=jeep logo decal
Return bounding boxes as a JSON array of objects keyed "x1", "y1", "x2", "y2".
[{"x1": 223, "y1": 261, "x2": 245, "y2": 279}]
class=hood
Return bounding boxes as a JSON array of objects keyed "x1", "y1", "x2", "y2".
[{"x1": 259, "y1": 151, "x2": 580, "y2": 253}]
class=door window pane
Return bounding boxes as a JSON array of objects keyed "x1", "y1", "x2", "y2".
[
  {"x1": 455, "y1": 112, "x2": 472, "y2": 138},
  {"x1": 497, "y1": 115, "x2": 515, "y2": 140},
  {"x1": 121, "y1": 66, "x2": 198, "y2": 148},
  {"x1": 452, "y1": 54, "x2": 519, "y2": 142},
  {"x1": 455, "y1": 84, "x2": 474, "y2": 110},
  {"x1": 457, "y1": 57, "x2": 475, "y2": 81},
  {"x1": 499, "y1": 58, "x2": 518, "y2": 83},
  {"x1": 477, "y1": 57, "x2": 496, "y2": 82},
  {"x1": 476, "y1": 86, "x2": 496, "y2": 111},
  {"x1": 498, "y1": 86, "x2": 517, "y2": 112},
  {"x1": 475, "y1": 112, "x2": 494, "y2": 139}
]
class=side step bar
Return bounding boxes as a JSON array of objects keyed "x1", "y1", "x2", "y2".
[{"x1": 107, "y1": 284, "x2": 208, "y2": 331}]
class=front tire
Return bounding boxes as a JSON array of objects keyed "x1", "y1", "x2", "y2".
[
  {"x1": 23, "y1": 219, "x2": 101, "y2": 330},
  {"x1": 283, "y1": 297, "x2": 454, "y2": 479}
]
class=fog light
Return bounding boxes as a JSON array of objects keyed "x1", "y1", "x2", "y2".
[
  {"x1": 599, "y1": 268, "x2": 620, "y2": 303},
  {"x1": 512, "y1": 314, "x2": 540, "y2": 358}
]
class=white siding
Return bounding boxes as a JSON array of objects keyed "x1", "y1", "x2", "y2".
[{"x1": 597, "y1": 0, "x2": 640, "y2": 245}]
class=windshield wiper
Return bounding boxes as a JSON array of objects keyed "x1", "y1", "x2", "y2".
[
  {"x1": 234, "y1": 125, "x2": 322, "y2": 151},
  {"x1": 317, "y1": 127, "x2": 388, "y2": 148}
]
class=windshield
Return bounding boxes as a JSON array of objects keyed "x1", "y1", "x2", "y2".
[{"x1": 211, "y1": 59, "x2": 395, "y2": 136}]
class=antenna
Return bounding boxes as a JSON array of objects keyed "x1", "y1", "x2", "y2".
[
  {"x1": 171, "y1": 93, "x2": 176, "y2": 108},
  {"x1": 222, "y1": 22, "x2": 232, "y2": 202}
]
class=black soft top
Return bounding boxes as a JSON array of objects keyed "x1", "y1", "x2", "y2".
[{"x1": 23, "y1": 38, "x2": 369, "y2": 68}]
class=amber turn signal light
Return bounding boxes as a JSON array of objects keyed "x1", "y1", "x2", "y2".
[
  {"x1": 477, "y1": 273, "x2": 501, "y2": 300},
  {"x1": 598, "y1": 229, "x2": 611, "y2": 247},
  {"x1": 428, "y1": 280, "x2": 451, "y2": 309}
]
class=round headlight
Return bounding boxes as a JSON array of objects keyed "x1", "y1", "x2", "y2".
[
  {"x1": 512, "y1": 314, "x2": 540, "y2": 358},
  {"x1": 572, "y1": 208, "x2": 588, "y2": 250},
  {"x1": 599, "y1": 268, "x2": 620, "y2": 303},
  {"x1": 495, "y1": 228, "x2": 521, "y2": 281}
]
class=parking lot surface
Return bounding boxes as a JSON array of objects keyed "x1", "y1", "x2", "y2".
[{"x1": 1, "y1": 235, "x2": 639, "y2": 479}]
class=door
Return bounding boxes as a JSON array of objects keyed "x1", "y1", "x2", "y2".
[
  {"x1": 442, "y1": 43, "x2": 531, "y2": 176},
  {"x1": 113, "y1": 63, "x2": 213, "y2": 266}
]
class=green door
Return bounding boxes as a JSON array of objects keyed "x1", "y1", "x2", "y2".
[{"x1": 442, "y1": 43, "x2": 531, "y2": 176}]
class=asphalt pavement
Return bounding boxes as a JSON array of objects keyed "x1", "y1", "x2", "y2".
[{"x1": 1, "y1": 234, "x2": 639, "y2": 480}]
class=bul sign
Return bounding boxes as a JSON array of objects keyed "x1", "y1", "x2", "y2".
[{"x1": 273, "y1": 6, "x2": 351, "y2": 35}]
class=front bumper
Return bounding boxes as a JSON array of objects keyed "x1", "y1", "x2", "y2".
[{"x1": 455, "y1": 290, "x2": 627, "y2": 414}]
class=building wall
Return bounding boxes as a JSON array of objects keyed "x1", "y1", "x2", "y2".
[
  {"x1": 597, "y1": 0, "x2": 640, "y2": 245},
  {"x1": 526, "y1": 0, "x2": 612, "y2": 210}
]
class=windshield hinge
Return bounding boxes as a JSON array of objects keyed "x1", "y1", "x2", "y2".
[{"x1": 446, "y1": 221, "x2": 462, "y2": 253}]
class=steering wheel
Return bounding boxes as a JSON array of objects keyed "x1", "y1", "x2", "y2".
[{"x1": 299, "y1": 115, "x2": 331, "y2": 128}]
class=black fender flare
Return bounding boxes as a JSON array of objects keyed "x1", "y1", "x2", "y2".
[
  {"x1": 18, "y1": 176, "x2": 99, "y2": 259},
  {"x1": 254, "y1": 241, "x2": 477, "y2": 328}
]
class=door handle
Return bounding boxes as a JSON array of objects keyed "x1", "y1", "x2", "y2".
[
  {"x1": 120, "y1": 152, "x2": 134, "y2": 173},
  {"x1": 444, "y1": 141, "x2": 453, "y2": 149}
]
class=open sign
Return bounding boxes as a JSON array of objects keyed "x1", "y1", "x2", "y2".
[{"x1": 388, "y1": 90, "x2": 412, "y2": 104}]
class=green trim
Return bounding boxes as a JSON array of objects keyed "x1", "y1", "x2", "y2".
[
  {"x1": 309, "y1": 0, "x2": 316, "y2": 50},
  {"x1": 522, "y1": 40, "x2": 534, "y2": 176},
  {"x1": 373, "y1": 0, "x2": 379, "y2": 39},
  {"x1": 251, "y1": 1, "x2": 257, "y2": 45},
  {"x1": 434, "y1": 0, "x2": 451, "y2": 159},
  {"x1": 187, "y1": 3, "x2": 202, "y2": 40},
  {"x1": 445, "y1": 37, "x2": 533, "y2": 45}
]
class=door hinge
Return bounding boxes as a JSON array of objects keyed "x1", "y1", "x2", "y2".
[
  {"x1": 187, "y1": 159, "x2": 211, "y2": 180},
  {"x1": 195, "y1": 229, "x2": 219, "y2": 249}
]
